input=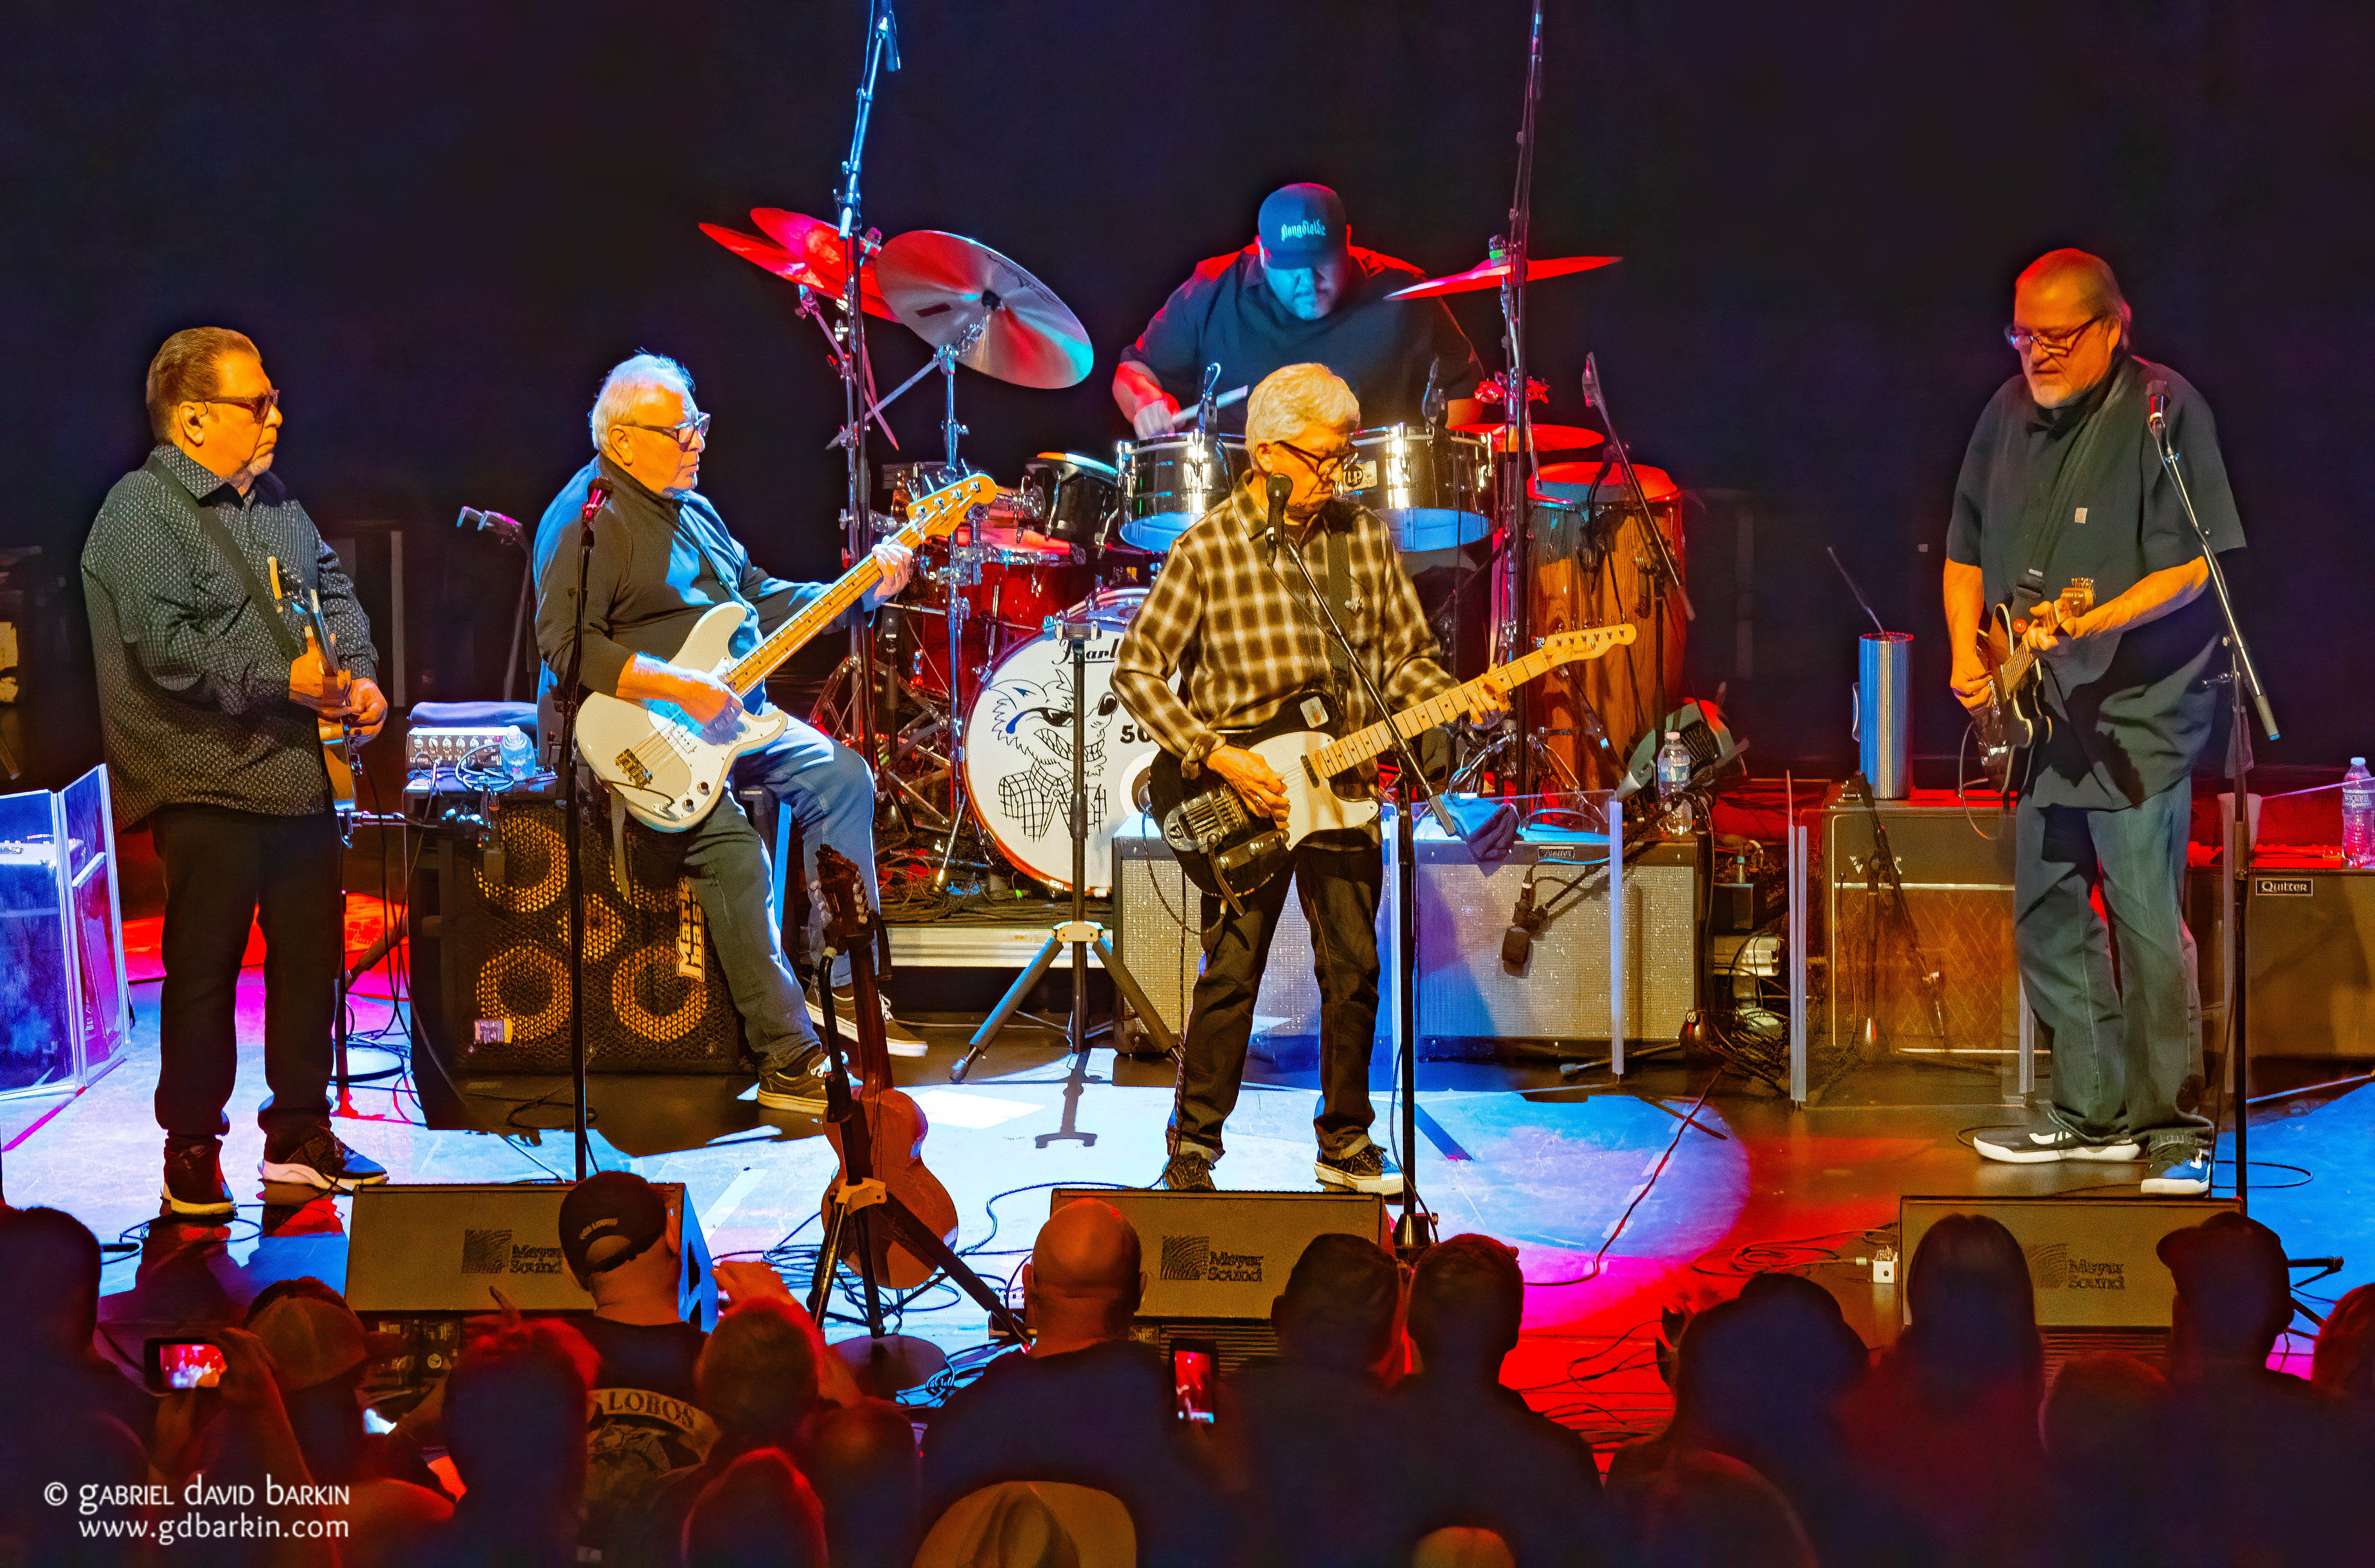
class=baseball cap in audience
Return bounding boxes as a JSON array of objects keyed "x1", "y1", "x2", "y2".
[
  {"x1": 559, "y1": 1170, "x2": 669, "y2": 1278},
  {"x1": 244, "y1": 1277, "x2": 403, "y2": 1391}
]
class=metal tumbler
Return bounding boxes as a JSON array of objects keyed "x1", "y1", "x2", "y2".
[{"x1": 1852, "y1": 631, "x2": 1913, "y2": 799}]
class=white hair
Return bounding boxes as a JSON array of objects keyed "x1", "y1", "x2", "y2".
[
  {"x1": 588, "y1": 352, "x2": 695, "y2": 450},
  {"x1": 1244, "y1": 362, "x2": 1360, "y2": 448}
]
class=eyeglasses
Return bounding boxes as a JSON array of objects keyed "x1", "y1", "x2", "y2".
[
  {"x1": 198, "y1": 389, "x2": 281, "y2": 423},
  {"x1": 620, "y1": 412, "x2": 712, "y2": 448},
  {"x1": 2005, "y1": 315, "x2": 2107, "y2": 357},
  {"x1": 1275, "y1": 440, "x2": 1353, "y2": 482}
]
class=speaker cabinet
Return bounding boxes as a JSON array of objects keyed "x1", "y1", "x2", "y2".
[
  {"x1": 1900, "y1": 1193, "x2": 2237, "y2": 1330},
  {"x1": 408, "y1": 796, "x2": 748, "y2": 1098}
]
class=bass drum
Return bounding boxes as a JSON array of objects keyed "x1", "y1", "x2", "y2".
[{"x1": 963, "y1": 587, "x2": 1155, "y2": 894}]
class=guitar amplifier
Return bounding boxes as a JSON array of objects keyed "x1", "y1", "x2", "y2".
[{"x1": 408, "y1": 793, "x2": 748, "y2": 1121}]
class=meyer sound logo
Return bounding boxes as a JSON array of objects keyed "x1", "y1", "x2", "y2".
[
  {"x1": 1160, "y1": 1234, "x2": 1266, "y2": 1284},
  {"x1": 461, "y1": 1228, "x2": 567, "y2": 1277},
  {"x1": 2023, "y1": 1242, "x2": 2126, "y2": 1292}
]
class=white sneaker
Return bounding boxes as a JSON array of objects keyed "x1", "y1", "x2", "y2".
[{"x1": 808, "y1": 983, "x2": 928, "y2": 1057}]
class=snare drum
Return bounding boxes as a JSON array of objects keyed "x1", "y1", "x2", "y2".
[
  {"x1": 1337, "y1": 425, "x2": 1491, "y2": 551},
  {"x1": 1118, "y1": 433, "x2": 1246, "y2": 553},
  {"x1": 1018, "y1": 452, "x2": 1120, "y2": 554},
  {"x1": 963, "y1": 587, "x2": 1154, "y2": 893}
]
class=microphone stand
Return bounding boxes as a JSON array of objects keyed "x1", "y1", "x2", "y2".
[
  {"x1": 1272, "y1": 479, "x2": 1461, "y2": 1257},
  {"x1": 1498, "y1": 0, "x2": 1545, "y2": 794},
  {"x1": 554, "y1": 479, "x2": 611, "y2": 1179},
  {"x1": 1582, "y1": 356, "x2": 1694, "y2": 741},
  {"x1": 835, "y1": 0, "x2": 899, "y2": 784},
  {"x1": 2148, "y1": 388, "x2": 2276, "y2": 1209}
]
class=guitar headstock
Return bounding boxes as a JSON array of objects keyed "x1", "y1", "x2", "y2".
[
  {"x1": 899, "y1": 472, "x2": 1000, "y2": 544},
  {"x1": 1539, "y1": 623, "x2": 1640, "y2": 667},
  {"x1": 814, "y1": 845, "x2": 872, "y2": 953}
]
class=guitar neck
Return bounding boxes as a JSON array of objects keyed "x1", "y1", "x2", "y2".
[
  {"x1": 719, "y1": 537, "x2": 898, "y2": 694},
  {"x1": 1311, "y1": 643, "x2": 1565, "y2": 778}
]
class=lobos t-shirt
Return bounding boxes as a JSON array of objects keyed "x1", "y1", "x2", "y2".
[{"x1": 576, "y1": 1318, "x2": 719, "y2": 1561}]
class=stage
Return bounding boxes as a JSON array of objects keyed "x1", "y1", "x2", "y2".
[{"x1": 11, "y1": 938, "x2": 2367, "y2": 1454}]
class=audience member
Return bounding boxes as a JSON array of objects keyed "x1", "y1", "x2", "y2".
[
  {"x1": 244, "y1": 1276, "x2": 452, "y2": 1567},
  {"x1": 426, "y1": 1318, "x2": 599, "y2": 1568},
  {"x1": 681, "y1": 1449, "x2": 826, "y2": 1568},
  {"x1": 2038, "y1": 1352, "x2": 2171, "y2": 1568},
  {"x1": 2311, "y1": 1283, "x2": 2375, "y2": 1403},
  {"x1": 922, "y1": 1198, "x2": 1213, "y2": 1568},
  {"x1": 800, "y1": 1396, "x2": 921, "y2": 1568},
  {"x1": 1391, "y1": 1234, "x2": 1606, "y2": 1566},
  {"x1": 1411, "y1": 1526, "x2": 1518, "y2": 1568},
  {"x1": 912, "y1": 1480, "x2": 1135, "y2": 1568},
  {"x1": 1222, "y1": 1230, "x2": 1406, "y2": 1568},
  {"x1": 1844, "y1": 1213, "x2": 2049, "y2": 1568},
  {"x1": 1633, "y1": 1450, "x2": 1816, "y2": 1568},
  {"x1": 2155, "y1": 1211, "x2": 2368, "y2": 1566},
  {"x1": 558, "y1": 1172, "x2": 721, "y2": 1558}
]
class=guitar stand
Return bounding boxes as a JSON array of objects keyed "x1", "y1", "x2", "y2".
[
  {"x1": 949, "y1": 624, "x2": 1180, "y2": 1086},
  {"x1": 808, "y1": 918, "x2": 1029, "y2": 1393}
]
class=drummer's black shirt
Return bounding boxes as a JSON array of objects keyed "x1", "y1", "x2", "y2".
[
  {"x1": 1944, "y1": 356, "x2": 2246, "y2": 809},
  {"x1": 1119, "y1": 244, "x2": 1484, "y2": 430}
]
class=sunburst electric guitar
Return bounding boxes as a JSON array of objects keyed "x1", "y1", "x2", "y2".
[
  {"x1": 578, "y1": 471, "x2": 995, "y2": 831},
  {"x1": 1147, "y1": 623, "x2": 1637, "y2": 907}
]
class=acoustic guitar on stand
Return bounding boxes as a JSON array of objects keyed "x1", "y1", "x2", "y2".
[{"x1": 1973, "y1": 577, "x2": 2095, "y2": 786}]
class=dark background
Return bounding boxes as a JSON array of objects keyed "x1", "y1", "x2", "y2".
[{"x1": 5, "y1": 0, "x2": 2370, "y2": 788}]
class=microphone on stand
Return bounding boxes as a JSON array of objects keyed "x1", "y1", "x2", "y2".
[
  {"x1": 578, "y1": 477, "x2": 613, "y2": 528},
  {"x1": 2146, "y1": 376, "x2": 2172, "y2": 439},
  {"x1": 455, "y1": 505, "x2": 524, "y2": 534},
  {"x1": 1265, "y1": 472, "x2": 1292, "y2": 555},
  {"x1": 1420, "y1": 356, "x2": 1445, "y2": 428},
  {"x1": 1580, "y1": 353, "x2": 1603, "y2": 412}
]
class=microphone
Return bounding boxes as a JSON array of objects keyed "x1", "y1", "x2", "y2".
[
  {"x1": 578, "y1": 477, "x2": 612, "y2": 526},
  {"x1": 1420, "y1": 356, "x2": 1445, "y2": 426},
  {"x1": 454, "y1": 505, "x2": 523, "y2": 533},
  {"x1": 1265, "y1": 472, "x2": 1292, "y2": 536},
  {"x1": 2146, "y1": 376, "x2": 2171, "y2": 438},
  {"x1": 1580, "y1": 354, "x2": 1603, "y2": 412}
]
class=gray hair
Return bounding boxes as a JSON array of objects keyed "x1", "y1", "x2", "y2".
[
  {"x1": 1244, "y1": 362, "x2": 1360, "y2": 448},
  {"x1": 589, "y1": 352, "x2": 696, "y2": 450}
]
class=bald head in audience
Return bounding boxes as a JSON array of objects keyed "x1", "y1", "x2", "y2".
[{"x1": 1022, "y1": 1200, "x2": 1144, "y2": 1357}]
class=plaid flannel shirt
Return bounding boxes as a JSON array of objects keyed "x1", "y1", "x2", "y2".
[{"x1": 1113, "y1": 481, "x2": 1455, "y2": 780}]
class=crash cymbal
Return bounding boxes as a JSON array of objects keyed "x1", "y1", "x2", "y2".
[
  {"x1": 746, "y1": 209, "x2": 896, "y2": 318},
  {"x1": 873, "y1": 230, "x2": 1093, "y2": 390},
  {"x1": 700, "y1": 220, "x2": 895, "y2": 319},
  {"x1": 1535, "y1": 459, "x2": 1680, "y2": 503},
  {"x1": 1386, "y1": 254, "x2": 1620, "y2": 301},
  {"x1": 1452, "y1": 421, "x2": 1605, "y2": 453}
]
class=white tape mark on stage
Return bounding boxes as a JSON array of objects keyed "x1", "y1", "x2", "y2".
[
  {"x1": 907, "y1": 1088, "x2": 1040, "y2": 1130},
  {"x1": 703, "y1": 1166, "x2": 770, "y2": 1242}
]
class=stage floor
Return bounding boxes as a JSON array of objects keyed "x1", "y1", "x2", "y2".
[{"x1": 8, "y1": 962, "x2": 2367, "y2": 1454}]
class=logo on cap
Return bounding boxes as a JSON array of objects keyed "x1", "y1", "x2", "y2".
[{"x1": 1277, "y1": 219, "x2": 1330, "y2": 240}]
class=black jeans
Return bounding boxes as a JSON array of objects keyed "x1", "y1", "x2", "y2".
[
  {"x1": 148, "y1": 805, "x2": 342, "y2": 1147},
  {"x1": 1170, "y1": 830, "x2": 1383, "y2": 1160}
]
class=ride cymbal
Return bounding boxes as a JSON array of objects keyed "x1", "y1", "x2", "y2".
[{"x1": 873, "y1": 230, "x2": 1093, "y2": 390}]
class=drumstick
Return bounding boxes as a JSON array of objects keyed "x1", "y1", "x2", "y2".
[{"x1": 1163, "y1": 386, "x2": 1249, "y2": 431}]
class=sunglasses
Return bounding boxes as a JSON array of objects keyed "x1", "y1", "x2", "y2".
[
  {"x1": 199, "y1": 389, "x2": 281, "y2": 423},
  {"x1": 621, "y1": 412, "x2": 713, "y2": 449}
]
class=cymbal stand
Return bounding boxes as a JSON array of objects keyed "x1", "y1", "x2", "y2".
[
  {"x1": 1496, "y1": 0, "x2": 1547, "y2": 794},
  {"x1": 927, "y1": 530, "x2": 988, "y2": 891},
  {"x1": 948, "y1": 620, "x2": 1179, "y2": 1085}
]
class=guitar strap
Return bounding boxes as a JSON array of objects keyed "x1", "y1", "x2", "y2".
[
  {"x1": 2009, "y1": 357, "x2": 2135, "y2": 606},
  {"x1": 142, "y1": 452, "x2": 305, "y2": 662},
  {"x1": 1322, "y1": 520, "x2": 1353, "y2": 707}
]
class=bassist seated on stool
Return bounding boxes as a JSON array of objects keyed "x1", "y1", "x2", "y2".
[
  {"x1": 1112, "y1": 363, "x2": 1517, "y2": 1196},
  {"x1": 532, "y1": 352, "x2": 921, "y2": 1107}
]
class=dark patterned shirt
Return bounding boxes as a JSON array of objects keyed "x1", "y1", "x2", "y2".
[{"x1": 81, "y1": 444, "x2": 377, "y2": 828}]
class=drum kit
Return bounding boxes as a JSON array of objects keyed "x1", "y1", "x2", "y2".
[{"x1": 697, "y1": 183, "x2": 1685, "y2": 899}]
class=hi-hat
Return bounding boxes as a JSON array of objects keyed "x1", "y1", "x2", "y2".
[
  {"x1": 873, "y1": 231, "x2": 1093, "y2": 390},
  {"x1": 1387, "y1": 254, "x2": 1620, "y2": 301},
  {"x1": 1452, "y1": 421, "x2": 1605, "y2": 453}
]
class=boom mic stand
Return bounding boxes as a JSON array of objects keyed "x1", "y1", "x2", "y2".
[
  {"x1": 554, "y1": 478, "x2": 612, "y2": 1179},
  {"x1": 1498, "y1": 0, "x2": 1546, "y2": 794},
  {"x1": 834, "y1": 0, "x2": 900, "y2": 783},
  {"x1": 2147, "y1": 382, "x2": 2276, "y2": 1209}
]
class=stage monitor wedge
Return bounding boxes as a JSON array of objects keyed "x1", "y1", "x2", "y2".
[{"x1": 1899, "y1": 1193, "x2": 2239, "y2": 1331}]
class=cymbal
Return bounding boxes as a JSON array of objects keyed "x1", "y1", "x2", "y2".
[
  {"x1": 1452, "y1": 421, "x2": 1605, "y2": 453},
  {"x1": 873, "y1": 230, "x2": 1093, "y2": 390},
  {"x1": 746, "y1": 208, "x2": 896, "y2": 318},
  {"x1": 1386, "y1": 254, "x2": 1620, "y2": 301},
  {"x1": 699, "y1": 220, "x2": 895, "y2": 319},
  {"x1": 1536, "y1": 459, "x2": 1680, "y2": 503}
]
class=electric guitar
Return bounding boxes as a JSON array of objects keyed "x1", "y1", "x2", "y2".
[
  {"x1": 579, "y1": 471, "x2": 995, "y2": 831},
  {"x1": 1973, "y1": 578, "x2": 2094, "y2": 786},
  {"x1": 1146, "y1": 623, "x2": 1637, "y2": 906}
]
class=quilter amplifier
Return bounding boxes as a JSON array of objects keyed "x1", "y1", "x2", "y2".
[
  {"x1": 2241, "y1": 864, "x2": 2375, "y2": 1058},
  {"x1": 1050, "y1": 1188, "x2": 1387, "y2": 1370},
  {"x1": 1413, "y1": 821, "x2": 1700, "y2": 1052}
]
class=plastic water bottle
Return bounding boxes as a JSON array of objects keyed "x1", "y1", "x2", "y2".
[
  {"x1": 2344, "y1": 757, "x2": 2375, "y2": 869},
  {"x1": 499, "y1": 725, "x2": 536, "y2": 784},
  {"x1": 1656, "y1": 729, "x2": 1694, "y2": 838}
]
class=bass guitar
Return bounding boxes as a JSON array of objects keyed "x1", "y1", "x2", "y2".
[
  {"x1": 1973, "y1": 578, "x2": 2094, "y2": 786},
  {"x1": 1147, "y1": 623, "x2": 1637, "y2": 907},
  {"x1": 580, "y1": 471, "x2": 996, "y2": 831}
]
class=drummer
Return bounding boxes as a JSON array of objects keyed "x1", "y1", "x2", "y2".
[{"x1": 1112, "y1": 183, "x2": 1487, "y2": 438}]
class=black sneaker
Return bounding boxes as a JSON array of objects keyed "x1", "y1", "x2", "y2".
[
  {"x1": 809, "y1": 983, "x2": 928, "y2": 1059},
  {"x1": 756, "y1": 1048, "x2": 831, "y2": 1115},
  {"x1": 1973, "y1": 1114, "x2": 2142, "y2": 1165},
  {"x1": 2141, "y1": 1139, "x2": 2212, "y2": 1196},
  {"x1": 1159, "y1": 1146, "x2": 1217, "y2": 1192},
  {"x1": 1316, "y1": 1143, "x2": 1404, "y2": 1196},
  {"x1": 260, "y1": 1129, "x2": 388, "y2": 1192},
  {"x1": 162, "y1": 1139, "x2": 235, "y2": 1217}
]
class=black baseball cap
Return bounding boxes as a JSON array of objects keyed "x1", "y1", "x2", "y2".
[
  {"x1": 559, "y1": 1170, "x2": 669, "y2": 1278},
  {"x1": 1258, "y1": 183, "x2": 1349, "y2": 268}
]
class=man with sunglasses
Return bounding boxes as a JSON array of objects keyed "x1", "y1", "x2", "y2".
[
  {"x1": 533, "y1": 353, "x2": 919, "y2": 1114},
  {"x1": 1113, "y1": 364, "x2": 1517, "y2": 1195},
  {"x1": 82, "y1": 326, "x2": 392, "y2": 1216},
  {"x1": 1943, "y1": 250, "x2": 2246, "y2": 1196}
]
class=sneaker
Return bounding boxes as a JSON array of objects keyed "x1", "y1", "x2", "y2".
[
  {"x1": 809, "y1": 983, "x2": 927, "y2": 1059},
  {"x1": 756, "y1": 1048, "x2": 831, "y2": 1115},
  {"x1": 162, "y1": 1139, "x2": 235, "y2": 1217},
  {"x1": 260, "y1": 1129, "x2": 389, "y2": 1192},
  {"x1": 1159, "y1": 1146, "x2": 1217, "y2": 1192},
  {"x1": 1316, "y1": 1143, "x2": 1404, "y2": 1196},
  {"x1": 2141, "y1": 1141, "x2": 2212, "y2": 1196},
  {"x1": 1973, "y1": 1115, "x2": 2142, "y2": 1165}
]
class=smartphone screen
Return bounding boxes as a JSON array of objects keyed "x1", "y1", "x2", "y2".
[
  {"x1": 148, "y1": 1338, "x2": 227, "y2": 1393},
  {"x1": 1170, "y1": 1338, "x2": 1217, "y2": 1425}
]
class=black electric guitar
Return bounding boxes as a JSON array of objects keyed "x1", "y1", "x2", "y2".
[
  {"x1": 1146, "y1": 624, "x2": 1635, "y2": 907},
  {"x1": 1973, "y1": 578, "x2": 2094, "y2": 786}
]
